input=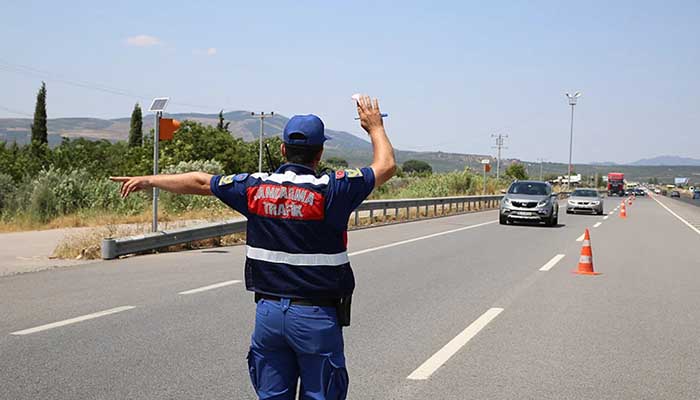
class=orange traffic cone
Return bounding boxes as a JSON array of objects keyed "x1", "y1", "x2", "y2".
[
  {"x1": 620, "y1": 202, "x2": 627, "y2": 218},
  {"x1": 628, "y1": 197, "x2": 633, "y2": 205},
  {"x1": 574, "y1": 229, "x2": 600, "y2": 275}
]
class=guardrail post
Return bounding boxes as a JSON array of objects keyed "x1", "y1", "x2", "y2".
[
  {"x1": 406, "y1": 206, "x2": 410, "y2": 220},
  {"x1": 354, "y1": 210, "x2": 359, "y2": 226},
  {"x1": 101, "y1": 238, "x2": 117, "y2": 260},
  {"x1": 369, "y1": 209, "x2": 374, "y2": 222}
]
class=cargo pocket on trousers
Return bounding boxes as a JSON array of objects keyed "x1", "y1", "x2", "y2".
[
  {"x1": 325, "y1": 355, "x2": 349, "y2": 400},
  {"x1": 247, "y1": 349, "x2": 259, "y2": 392}
]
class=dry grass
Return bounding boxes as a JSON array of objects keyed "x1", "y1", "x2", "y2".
[
  {"x1": 0, "y1": 208, "x2": 239, "y2": 233},
  {"x1": 51, "y1": 220, "x2": 247, "y2": 260}
]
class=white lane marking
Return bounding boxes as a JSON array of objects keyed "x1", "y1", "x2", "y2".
[
  {"x1": 603, "y1": 216, "x2": 609, "y2": 220},
  {"x1": 407, "y1": 307, "x2": 504, "y2": 380},
  {"x1": 593, "y1": 222, "x2": 602, "y2": 228},
  {"x1": 10, "y1": 306, "x2": 135, "y2": 335},
  {"x1": 539, "y1": 254, "x2": 565, "y2": 272},
  {"x1": 608, "y1": 211, "x2": 614, "y2": 215},
  {"x1": 576, "y1": 233, "x2": 585, "y2": 242},
  {"x1": 349, "y1": 220, "x2": 498, "y2": 257},
  {"x1": 179, "y1": 280, "x2": 242, "y2": 295},
  {"x1": 650, "y1": 196, "x2": 700, "y2": 236}
]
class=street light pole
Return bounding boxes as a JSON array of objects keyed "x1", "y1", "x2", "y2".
[
  {"x1": 565, "y1": 92, "x2": 581, "y2": 190},
  {"x1": 537, "y1": 158, "x2": 545, "y2": 181},
  {"x1": 251, "y1": 112, "x2": 274, "y2": 173}
]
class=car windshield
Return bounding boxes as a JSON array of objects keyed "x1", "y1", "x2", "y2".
[
  {"x1": 572, "y1": 189, "x2": 598, "y2": 197},
  {"x1": 508, "y1": 182, "x2": 549, "y2": 196}
]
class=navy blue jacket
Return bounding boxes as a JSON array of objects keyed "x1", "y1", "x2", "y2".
[{"x1": 210, "y1": 163, "x2": 375, "y2": 299}]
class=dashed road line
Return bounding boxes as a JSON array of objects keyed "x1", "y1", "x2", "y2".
[
  {"x1": 593, "y1": 222, "x2": 602, "y2": 228},
  {"x1": 349, "y1": 220, "x2": 498, "y2": 257},
  {"x1": 10, "y1": 306, "x2": 136, "y2": 335},
  {"x1": 179, "y1": 280, "x2": 242, "y2": 295},
  {"x1": 603, "y1": 216, "x2": 609, "y2": 220},
  {"x1": 406, "y1": 307, "x2": 504, "y2": 380},
  {"x1": 539, "y1": 254, "x2": 565, "y2": 271}
]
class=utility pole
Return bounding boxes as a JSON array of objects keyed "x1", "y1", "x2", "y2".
[
  {"x1": 565, "y1": 92, "x2": 581, "y2": 190},
  {"x1": 537, "y1": 158, "x2": 546, "y2": 181},
  {"x1": 491, "y1": 133, "x2": 508, "y2": 181},
  {"x1": 251, "y1": 112, "x2": 274, "y2": 173}
]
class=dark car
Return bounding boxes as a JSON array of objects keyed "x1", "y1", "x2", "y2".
[
  {"x1": 670, "y1": 190, "x2": 681, "y2": 198},
  {"x1": 693, "y1": 190, "x2": 700, "y2": 200}
]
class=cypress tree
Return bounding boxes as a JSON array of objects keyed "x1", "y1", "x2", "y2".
[
  {"x1": 30, "y1": 82, "x2": 48, "y2": 145},
  {"x1": 217, "y1": 110, "x2": 230, "y2": 132},
  {"x1": 128, "y1": 103, "x2": 143, "y2": 147}
]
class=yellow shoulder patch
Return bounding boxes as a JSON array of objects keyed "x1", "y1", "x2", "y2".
[
  {"x1": 345, "y1": 168, "x2": 363, "y2": 178},
  {"x1": 219, "y1": 175, "x2": 234, "y2": 186}
]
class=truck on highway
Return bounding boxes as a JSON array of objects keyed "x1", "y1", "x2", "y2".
[{"x1": 607, "y1": 172, "x2": 625, "y2": 196}]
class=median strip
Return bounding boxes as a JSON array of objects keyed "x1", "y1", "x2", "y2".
[
  {"x1": 539, "y1": 254, "x2": 565, "y2": 271},
  {"x1": 178, "y1": 280, "x2": 242, "y2": 295},
  {"x1": 407, "y1": 307, "x2": 504, "y2": 380},
  {"x1": 10, "y1": 306, "x2": 136, "y2": 335}
]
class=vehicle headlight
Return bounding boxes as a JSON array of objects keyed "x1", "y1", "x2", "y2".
[
  {"x1": 503, "y1": 198, "x2": 511, "y2": 205},
  {"x1": 537, "y1": 199, "x2": 549, "y2": 207},
  {"x1": 590, "y1": 201, "x2": 600, "y2": 205},
  {"x1": 567, "y1": 200, "x2": 576, "y2": 205}
]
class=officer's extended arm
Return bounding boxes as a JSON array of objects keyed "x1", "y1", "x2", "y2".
[
  {"x1": 109, "y1": 172, "x2": 213, "y2": 198},
  {"x1": 356, "y1": 95, "x2": 396, "y2": 188}
]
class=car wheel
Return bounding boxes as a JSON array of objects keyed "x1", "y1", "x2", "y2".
[{"x1": 499, "y1": 215, "x2": 508, "y2": 225}]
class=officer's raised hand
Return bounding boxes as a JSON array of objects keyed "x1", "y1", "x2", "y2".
[
  {"x1": 356, "y1": 95, "x2": 384, "y2": 135},
  {"x1": 355, "y1": 95, "x2": 396, "y2": 187}
]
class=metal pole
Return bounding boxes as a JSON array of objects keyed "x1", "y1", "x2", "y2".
[
  {"x1": 539, "y1": 159, "x2": 544, "y2": 181},
  {"x1": 258, "y1": 115, "x2": 264, "y2": 173},
  {"x1": 152, "y1": 111, "x2": 161, "y2": 232},
  {"x1": 568, "y1": 104, "x2": 575, "y2": 190},
  {"x1": 483, "y1": 166, "x2": 487, "y2": 195}
]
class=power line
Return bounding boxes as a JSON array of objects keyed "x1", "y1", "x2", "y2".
[{"x1": 0, "y1": 58, "x2": 215, "y2": 111}]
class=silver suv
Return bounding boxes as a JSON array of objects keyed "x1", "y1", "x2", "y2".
[{"x1": 500, "y1": 181, "x2": 559, "y2": 226}]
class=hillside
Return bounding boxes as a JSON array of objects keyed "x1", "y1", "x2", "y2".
[{"x1": 2, "y1": 112, "x2": 700, "y2": 182}]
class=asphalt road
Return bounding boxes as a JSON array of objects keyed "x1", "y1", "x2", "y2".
[{"x1": 1, "y1": 195, "x2": 699, "y2": 399}]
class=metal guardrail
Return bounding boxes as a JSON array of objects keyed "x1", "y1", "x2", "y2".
[{"x1": 101, "y1": 195, "x2": 503, "y2": 260}]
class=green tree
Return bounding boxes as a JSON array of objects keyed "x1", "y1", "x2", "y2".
[
  {"x1": 402, "y1": 159, "x2": 433, "y2": 175},
  {"x1": 31, "y1": 82, "x2": 48, "y2": 145},
  {"x1": 216, "y1": 110, "x2": 230, "y2": 133},
  {"x1": 505, "y1": 163, "x2": 528, "y2": 180},
  {"x1": 325, "y1": 157, "x2": 348, "y2": 168},
  {"x1": 128, "y1": 103, "x2": 143, "y2": 147}
]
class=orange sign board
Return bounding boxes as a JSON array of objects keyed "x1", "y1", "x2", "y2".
[{"x1": 159, "y1": 118, "x2": 181, "y2": 141}]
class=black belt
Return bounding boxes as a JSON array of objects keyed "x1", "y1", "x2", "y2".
[{"x1": 255, "y1": 293, "x2": 338, "y2": 307}]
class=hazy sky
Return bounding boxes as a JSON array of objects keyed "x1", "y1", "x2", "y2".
[{"x1": 1, "y1": 0, "x2": 698, "y2": 163}]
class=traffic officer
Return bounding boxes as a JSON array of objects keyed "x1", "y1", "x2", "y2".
[{"x1": 111, "y1": 95, "x2": 396, "y2": 399}]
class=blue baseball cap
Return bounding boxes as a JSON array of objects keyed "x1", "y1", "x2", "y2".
[{"x1": 283, "y1": 114, "x2": 328, "y2": 146}]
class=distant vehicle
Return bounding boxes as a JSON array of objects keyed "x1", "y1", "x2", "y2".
[
  {"x1": 670, "y1": 190, "x2": 681, "y2": 198},
  {"x1": 693, "y1": 190, "x2": 700, "y2": 200},
  {"x1": 607, "y1": 172, "x2": 625, "y2": 196},
  {"x1": 499, "y1": 181, "x2": 559, "y2": 226},
  {"x1": 654, "y1": 188, "x2": 662, "y2": 194},
  {"x1": 631, "y1": 188, "x2": 646, "y2": 196},
  {"x1": 567, "y1": 188, "x2": 604, "y2": 215}
]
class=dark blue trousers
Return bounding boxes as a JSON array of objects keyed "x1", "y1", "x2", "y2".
[{"x1": 247, "y1": 298, "x2": 349, "y2": 400}]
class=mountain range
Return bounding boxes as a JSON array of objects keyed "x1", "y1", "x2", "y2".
[{"x1": 1, "y1": 112, "x2": 699, "y2": 182}]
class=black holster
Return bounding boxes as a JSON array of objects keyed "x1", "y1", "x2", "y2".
[{"x1": 336, "y1": 295, "x2": 352, "y2": 327}]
